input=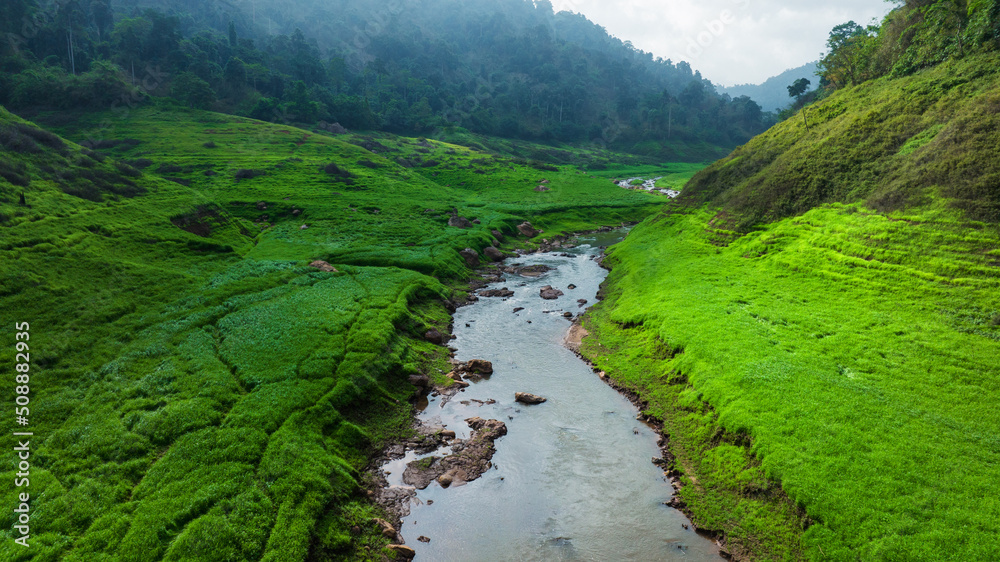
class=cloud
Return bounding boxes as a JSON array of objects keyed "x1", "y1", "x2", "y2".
[{"x1": 550, "y1": 0, "x2": 892, "y2": 86}]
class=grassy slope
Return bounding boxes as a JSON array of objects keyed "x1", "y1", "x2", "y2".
[
  {"x1": 0, "y1": 103, "x2": 670, "y2": 561},
  {"x1": 582, "y1": 53, "x2": 1000, "y2": 560},
  {"x1": 686, "y1": 52, "x2": 1000, "y2": 230}
]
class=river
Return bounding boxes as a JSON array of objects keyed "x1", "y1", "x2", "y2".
[{"x1": 382, "y1": 230, "x2": 722, "y2": 561}]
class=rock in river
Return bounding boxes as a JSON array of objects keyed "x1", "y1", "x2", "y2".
[
  {"x1": 539, "y1": 285, "x2": 564, "y2": 300},
  {"x1": 515, "y1": 392, "x2": 548, "y2": 404},
  {"x1": 402, "y1": 417, "x2": 507, "y2": 490},
  {"x1": 478, "y1": 288, "x2": 515, "y2": 298},
  {"x1": 461, "y1": 359, "x2": 494, "y2": 375}
]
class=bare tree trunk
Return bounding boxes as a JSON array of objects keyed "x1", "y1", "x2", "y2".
[{"x1": 67, "y1": 30, "x2": 76, "y2": 75}]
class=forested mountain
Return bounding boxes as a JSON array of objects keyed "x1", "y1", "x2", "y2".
[
  {"x1": 0, "y1": 0, "x2": 772, "y2": 161},
  {"x1": 718, "y1": 62, "x2": 818, "y2": 113}
]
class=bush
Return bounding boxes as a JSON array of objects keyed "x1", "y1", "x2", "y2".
[
  {"x1": 235, "y1": 169, "x2": 266, "y2": 180},
  {"x1": 0, "y1": 160, "x2": 30, "y2": 186},
  {"x1": 115, "y1": 162, "x2": 143, "y2": 178},
  {"x1": 0, "y1": 125, "x2": 41, "y2": 153},
  {"x1": 323, "y1": 163, "x2": 353, "y2": 179}
]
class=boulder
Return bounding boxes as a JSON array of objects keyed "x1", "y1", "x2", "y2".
[
  {"x1": 515, "y1": 392, "x2": 547, "y2": 405},
  {"x1": 449, "y1": 216, "x2": 472, "y2": 229},
  {"x1": 387, "y1": 544, "x2": 416, "y2": 559},
  {"x1": 567, "y1": 284, "x2": 577, "y2": 290},
  {"x1": 478, "y1": 288, "x2": 515, "y2": 298},
  {"x1": 408, "y1": 373, "x2": 430, "y2": 388},
  {"x1": 512, "y1": 264, "x2": 553, "y2": 278},
  {"x1": 539, "y1": 285, "x2": 564, "y2": 300},
  {"x1": 491, "y1": 229, "x2": 505, "y2": 241},
  {"x1": 484, "y1": 247, "x2": 504, "y2": 262},
  {"x1": 309, "y1": 260, "x2": 337, "y2": 272},
  {"x1": 517, "y1": 221, "x2": 540, "y2": 237},
  {"x1": 563, "y1": 312, "x2": 573, "y2": 318},
  {"x1": 373, "y1": 518, "x2": 397, "y2": 539},
  {"x1": 577, "y1": 299, "x2": 588, "y2": 304},
  {"x1": 424, "y1": 329, "x2": 444, "y2": 344},
  {"x1": 299, "y1": 224, "x2": 309, "y2": 230},
  {"x1": 418, "y1": 536, "x2": 431, "y2": 543},
  {"x1": 463, "y1": 359, "x2": 493, "y2": 375},
  {"x1": 534, "y1": 185, "x2": 550, "y2": 192},
  {"x1": 459, "y1": 248, "x2": 479, "y2": 267}
]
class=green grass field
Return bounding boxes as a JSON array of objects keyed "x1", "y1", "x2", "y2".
[{"x1": 0, "y1": 102, "x2": 673, "y2": 560}]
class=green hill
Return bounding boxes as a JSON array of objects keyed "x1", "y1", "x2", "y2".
[
  {"x1": 581, "y1": 27, "x2": 1000, "y2": 562},
  {"x1": 0, "y1": 103, "x2": 669, "y2": 560}
]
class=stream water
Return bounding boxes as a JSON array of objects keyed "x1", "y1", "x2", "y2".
[{"x1": 383, "y1": 230, "x2": 722, "y2": 561}]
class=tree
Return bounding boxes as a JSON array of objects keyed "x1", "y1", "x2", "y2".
[
  {"x1": 818, "y1": 21, "x2": 874, "y2": 88},
  {"x1": 787, "y1": 78, "x2": 811, "y2": 99},
  {"x1": 171, "y1": 72, "x2": 215, "y2": 108},
  {"x1": 287, "y1": 80, "x2": 318, "y2": 122},
  {"x1": 224, "y1": 57, "x2": 246, "y2": 87}
]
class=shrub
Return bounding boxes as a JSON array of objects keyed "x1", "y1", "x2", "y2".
[
  {"x1": 158, "y1": 164, "x2": 183, "y2": 174},
  {"x1": 115, "y1": 162, "x2": 143, "y2": 178},
  {"x1": 0, "y1": 160, "x2": 30, "y2": 186},
  {"x1": 0, "y1": 126, "x2": 41, "y2": 153},
  {"x1": 15, "y1": 123, "x2": 66, "y2": 151},
  {"x1": 235, "y1": 169, "x2": 266, "y2": 180},
  {"x1": 127, "y1": 158, "x2": 154, "y2": 169},
  {"x1": 323, "y1": 163, "x2": 353, "y2": 179}
]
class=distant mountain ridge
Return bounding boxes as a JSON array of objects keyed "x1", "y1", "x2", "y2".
[{"x1": 718, "y1": 62, "x2": 819, "y2": 113}]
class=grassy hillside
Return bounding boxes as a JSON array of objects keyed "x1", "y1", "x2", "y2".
[
  {"x1": 686, "y1": 52, "x2": 1000, "y2": 231},
  {"x1": 582, "y1": 53, "x2": 1000, "y2": 560},
  {"x1": 0, "y1": 104, "x2": 669, "y2": 560}
]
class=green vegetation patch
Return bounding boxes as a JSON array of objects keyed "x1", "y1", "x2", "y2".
[{"x1": 583, "y1": 203, "x2": 1000, "y2": 560}]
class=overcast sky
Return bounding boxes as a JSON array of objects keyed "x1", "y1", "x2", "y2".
[{"x1": 550, "y1": 0, "x2": 893, "y2": 86}]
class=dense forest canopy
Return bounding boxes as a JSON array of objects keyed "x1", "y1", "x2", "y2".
[
  {"x1": 0, "y1": 0, "x2": 774, "y2": 161},
  {"x1": 817, "y1": 0, "x2": 1000, "y2": 88}
]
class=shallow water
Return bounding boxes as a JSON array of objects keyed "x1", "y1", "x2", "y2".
[{"x1": 383, "y1": 231, "x2": 721, "y2": 561}]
